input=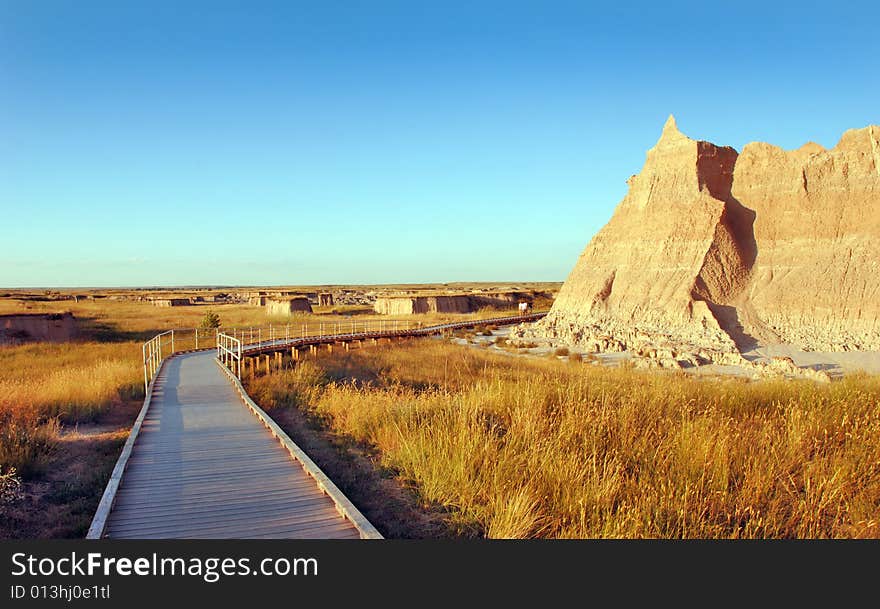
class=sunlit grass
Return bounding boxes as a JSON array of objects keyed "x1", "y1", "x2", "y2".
[
  {"x1": 247, "y1": 341, "x2": 880, "y2": 538},
  {"x1": 0, "y1": 296, "x2": 533, "y2": 481},
  {"x1": 0, "y1": 342, "x2": 142, "y2": 477}
]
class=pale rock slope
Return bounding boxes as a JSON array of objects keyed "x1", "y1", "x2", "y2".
[
  {"x1": 733, "y1": 126, "x2": 880, "y2": 350},
  {"x1": 529, "y1": 117, "x2": 880, "y2": 357}
]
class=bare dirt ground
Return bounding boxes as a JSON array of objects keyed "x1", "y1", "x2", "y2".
[
  {"x1": 462, "y1": 327, "x2": 880, "y2": 380},
  {"x1": 742, "y1": 344, "x2": 880, "y2": 376},
  {"x1": 0, "y1": 399, "x2": 140, "y2": 539}
]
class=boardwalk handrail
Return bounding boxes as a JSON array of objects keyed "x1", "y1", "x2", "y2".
[
  {"x1": 141, "y1": 313, "x2": 544, "y2": 391},
  {"x1": 88, "y1": 357, "x2": 167, "y2": 539},
  {"x1": 208, "y1": 311, "x2": 546, "y2": 537},
  {"x1": 216, "y1": 332, "x2": 242, "y2": 378},
  {"x1": 222, "y1": 312, "x2": 547, "y2": 358},
  {"x1": 142, "y1": 330, "x2": 174, "y2": 393}
]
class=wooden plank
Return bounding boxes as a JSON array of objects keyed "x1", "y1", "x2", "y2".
[
  {"x1": 107, "y1": 495, "x2": 335, "y2": 525},
  {"x1": 113, "y1": 477, "x2": 323, "y2": 497},
  {"x1": 111, "y1": 480, "x2": 320, "y2": 502},
  {"x1": 109, "y1": 506, "x2": 344, "y2": 535},
  {"x1": 108, "y1": 510, "x2": 349, "y2": 539},
  {"x1": 120, "y1": 463, "x2": 297, "y2": 478},
  {"x1": 245, "y1": 520, "x2": 364, "y2": 539},
  {"x1": 108, "y1": 489, "x2": 331, "y2": 514},
  {"x1": 109, "y1": 502, "x2": 341, "y2": 532}
]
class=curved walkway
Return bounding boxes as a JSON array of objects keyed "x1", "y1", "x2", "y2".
[
  {"x1": 100, "y1": 351, "x2": 361, "y2": 539},
  {"x1": 90, "y1": 313, "x2": 545, "y2": 539}
]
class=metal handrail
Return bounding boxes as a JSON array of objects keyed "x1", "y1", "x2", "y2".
[
  {"x1": 216, "y1": 332, "x2": 242, "y2": 378},
  {"x1": 141, "y1": 330, "x2": 174, "y2": 393},
  {"x1": 221, "y1": 312, "x2": 547, "y2": 359},
  {"x1": 144, "y1": 311, "x2": 546, "y2": 389}
]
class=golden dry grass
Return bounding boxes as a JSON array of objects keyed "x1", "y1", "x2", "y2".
[
  {"x1": 0, "y1": 295, "x2": 533, "y2": 479},
  {"x1": 0, "y1": 289, "x2": 548, "y2": 536},
  {"x1": 247, "y1": 340, "x2": 880, "y2": 539},
  {"x1": 0, "y1": 297, "x2": 531, "y2": 344},
  {"x1": 0, "y1": 342, "x2": 142, "y2": 477}
]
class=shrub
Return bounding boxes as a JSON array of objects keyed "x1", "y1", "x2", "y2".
[
  {"x1": 0, "y1": 413, "x2": 59, "y2": 478},
  {"x1": 200, "y1": 309, "x2": 221, "y2": 329},
  {"x1": 515, "y1": 341, "x2": 539, "y2": 349},
  {"x1": 0, "y1": 341, "x2": 142, "y2": 478},
  {"x1": 0, "y1": 467, "x2": 24, "y2": 509},
  {"x1": 553, "y1": 347, "x2": 570, "y2": 356}
]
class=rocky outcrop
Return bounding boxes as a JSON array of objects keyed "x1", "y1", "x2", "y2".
[
  {"x1": 731, "y1": 126, "x2": 880, "y2": 350},
  {"x1": 0, "y1": 313, "x2": 78, "y2": 344},
  {"x1": 374, "y1": 295, "x2": 473, "y2": 315},
  {"x1": 266, "y1": 297, "x2": 313, "y2": 316},
  {"x1": 374, "y1": 291, "x2": 541, "y2": 315},
  {"x1": 528, "y1": 117, "x2": 880, "y2": 354}
]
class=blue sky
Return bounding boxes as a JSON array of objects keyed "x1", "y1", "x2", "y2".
[{"x1": 1, "y1": 1, "x2": 877, "y2": 287}]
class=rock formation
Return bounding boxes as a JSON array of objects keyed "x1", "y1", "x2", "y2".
[
  {"x1": 527, "y1": 117, "x2": 880, "y2": 355},
  {"x1": 731, "y1": 126, "x2": 880, "y2": 350},
  {"x1": 374, "y1": 295, "x2": 473, "y2": 315},
  {"x1": 0, "y1": 313, "x2": 78, "y2": 345},
  {"x1": 152, "y1": 298, "x2": 193, "y2": 307},
  {"x1": 374, "y1": 291, "x2": 544, "y2": 315},
  {"x1": 266, "y1": 297, "x2": 313, "y2": 316}
]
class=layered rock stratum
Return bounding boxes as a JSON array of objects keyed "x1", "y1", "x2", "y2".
[{"x1": 526, "y1": 116, "x2": 880, "y2": 357}]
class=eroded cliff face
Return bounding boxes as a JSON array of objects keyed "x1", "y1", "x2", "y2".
[
  {"x1": 530, "y1": 118, "x2": 880, "y2": 354},
  {"x1": 733, "y1": 126, "x2": 880, "y2": 350}
]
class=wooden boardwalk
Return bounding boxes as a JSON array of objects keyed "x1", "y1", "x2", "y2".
[
  {"x1": 100, "y1": 351, "x2": 362, "y2": 539},
  {"x1": 90, "y1": 313, "x2": 545, "y2": 539}
]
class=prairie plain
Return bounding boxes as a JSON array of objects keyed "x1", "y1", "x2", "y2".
[{"x1": 0, "y1": 284, "x2": 552, "y2": 537}]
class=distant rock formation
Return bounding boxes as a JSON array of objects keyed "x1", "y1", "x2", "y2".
[
  {"x1": 374, "y1": 295, "x2": 473, "y2": 315},
  {"x1": 374, "y1": 291, "x2": 543, "y2": 315},
  {"x1": 0, "y1": 312, "x2": 78, "y2": 345},
  {"x1": 528, "y1": 117, "x2": 880, "y2": 354},
  {"x1": 266, "y1": 297, "x2": 313, "y2": 316}
]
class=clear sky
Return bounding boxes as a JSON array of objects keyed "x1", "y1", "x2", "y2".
[{"x1": 1, "y1": 1, "x2": 877, "y2": 287}]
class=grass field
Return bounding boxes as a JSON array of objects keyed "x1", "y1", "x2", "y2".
[
  {"x1": 0, "y1": 297, "x2": 530, "y2": 343},
  {"x1": 245, "y1": 339, "x2": 880, "y2": 538},
  {"x1": 0, "y1": 337, "x2": 143, "y2": 537},
  {"x1": 0, "y1": 293, "x2": 542, "y2": 537}
]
